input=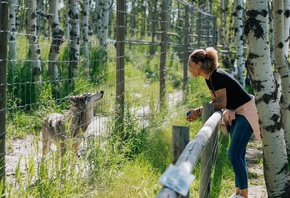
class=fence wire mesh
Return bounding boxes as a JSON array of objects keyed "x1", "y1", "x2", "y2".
[{"x1": 0, "y1": 0, "x2": 217, "y2": 196}]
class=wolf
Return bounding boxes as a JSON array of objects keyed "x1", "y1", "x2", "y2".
[{"x1": 41, "y1": 91, "x2": 104, "y2": 156}]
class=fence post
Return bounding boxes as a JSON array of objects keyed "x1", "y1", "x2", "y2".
[
  {"x1": 197, "y1": 12, "x2": 202, "y2": 48},
  {"x1": 172, "y1": 126, "x2": 189, "y2": 165},
  {"x1": 159, "y1": 0, "x2": 167, "y2": 110},
  {"x1": 182, "y1": 5, "x2": 189, "y2": 93},
  {"x1": 0, "y1": 1, "x2": 8, "y2": 194},
  {"x1": 213, "y1": 16, "x2": 218, "y2": 48},
  {"x1": 199, "y1": 103, "x2": 217, "y2": 198},
  {"x1": 116, "y1": 0, "x2": 125, "y2": 132},
  {"x1": 172, "y1": 125, "x2": 189, "y2": 198}
]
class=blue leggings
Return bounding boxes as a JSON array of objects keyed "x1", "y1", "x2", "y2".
[{"x1": 227, "y1": 115, "x2": 253, "y2": 190}]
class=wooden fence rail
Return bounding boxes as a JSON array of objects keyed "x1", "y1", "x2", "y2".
[{"x1": 157, "y1": 103, "x2": 222, "y2": 198}]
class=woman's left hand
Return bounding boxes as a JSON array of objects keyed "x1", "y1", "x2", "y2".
[{"x1": 186, "y1": 109, "x2": 201, "y2": 122}]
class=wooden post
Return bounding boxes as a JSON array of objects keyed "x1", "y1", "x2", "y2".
[
  {"x1": 116, "y1": 0, "x2": 125, "y2": 132},
  {"x1": 199, "y1": 103, "x2": 217, "y2": 198},
  {"x1": 213, "y1": 16, "x2": 218, "y2": 48},
  {"x1": 172, "y1": 125, "x2": 190, "y2": 198},
  {"x1": 197, "y1": 12, "x2": 202, "y2": 48},
  {"x1": 159, "y1": 0, "x2": 167, "y2": 110},
  {"x1": 0, "y1": 1, "x2": 8, "y2": 194},
  {"x1": 172, "y1": 126, "x2": 189, "y2": 165},
  {"x1": 182, "y1": 5, "x2": 189, "y2": 93}
]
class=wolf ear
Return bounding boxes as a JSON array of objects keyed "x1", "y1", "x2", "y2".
[{"x1": 68, "y1": 96, "x2": 79, "y2": 104}]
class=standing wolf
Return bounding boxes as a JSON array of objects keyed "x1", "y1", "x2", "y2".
[{"x1": 42, "y1": 91, "x2": 104, "y2": 156}]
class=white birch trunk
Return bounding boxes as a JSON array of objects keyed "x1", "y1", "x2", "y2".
[
  {"x1": 82, "y1": 0, "x2": 90, "y2": 71},
  {"x1": 284, "y1": 0, "x2": 290, "y2": 56},
  {"x1": 273, "y1": 0, "x2": 290, "y2": 156},
  {"x1": 48, "y1": 0, "x2": 63, "y2": 82},
  {"x1": 245, "y1": 1, "x2": 290, "y2": 196},
  {"x1": 96, "y1": 0, "x2": 109, "y2": 52},
  {"x1": 228, "y1": 0, "x2": 236, "y2": 56},
  {"x1": 27, "y1": 0, "x2": 42, "y2": 81},
  {"x1": 68, "y1": 0, "x2": 80, "y2": 83},
  {"x1": 8, "y1": 0, "x2": 18, "y2": 68},
  {"x1": 220, "y1": 0, "x2": 227, "y2": 49},
  {"x1": 95, "y1": 0, "x2": 102, "y2": 45},
  {"x1": 235, "y1": 0, "x2": 245, "y2": 87},
  {"x1": 167, "y1": 0, "x2": 173, "y2": 30},
  {"x1": 93, "y1": 0, "x2": 98, "y2": 34},
  {"x1": 282, "y1": 3, "x2": 290, "y2": 146},
  {"x1": 102, "y1": 0, "x2": 109, "y2": 51}
]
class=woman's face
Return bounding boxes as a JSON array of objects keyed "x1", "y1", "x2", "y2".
[{"x1": 188, "y1": 59, "x2": 201, "y2": 77}]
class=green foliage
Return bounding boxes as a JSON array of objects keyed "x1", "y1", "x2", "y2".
[
  {"x1": 7, "y1": 60, "x2": 41, "y2": 111},
  {"x1": 89, "y1": 47, "x2": 108, "y2": 85},
  {"x1": 6, "y1": 110, "x2": 41, "y2": 139},
  {"x1": 185, "y1": 76, "x2": 212, "y2": 107}
]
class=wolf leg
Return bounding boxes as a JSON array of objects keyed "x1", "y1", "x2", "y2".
[{"x1": 42, "y1": 133, "x2": 51, "y2": 156}]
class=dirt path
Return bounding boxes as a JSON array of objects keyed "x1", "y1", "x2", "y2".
[{"x1": 247, "y1": 140, "x2": 267, "y2": 198}]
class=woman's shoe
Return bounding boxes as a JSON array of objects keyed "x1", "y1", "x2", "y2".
[{"x1": 229, "y1": 194, "x2": 244, "y2": 198}]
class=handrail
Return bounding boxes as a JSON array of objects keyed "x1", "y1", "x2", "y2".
[{"x1": 156, "y1": 104, "x2": 222, "y2": 197}]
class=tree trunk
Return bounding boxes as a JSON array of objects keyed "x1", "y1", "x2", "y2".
[
  {"x1": 220, "y1": 0, "x2": 227, "y2": 49},
  {"x1": 68, "y1": 0, "x2": 80, "y2": 87},
  {"x1": 235, "y1": 0, "x2": 245, "y2": 87},
  {"x1": 92, "y1": 0, "x2": 98, "y2": 33},
  {"x1": 27, "y1": 0, "x2": 42, "y2": 82},
  {"x1": 220, "y1": 0, "x2": 231, "y2": 68},
  {"x1": 245, "y1": 1, "x2": 290, "y2": 197},
  {"x1": 82, "y1": 0, "x2": 90, "y2": 72},
  {"x1": 48, "y1": 0, "x2": 64, "y2": 96},
  {"x1": 96, "y1": 0, "x2": 109, "y2": 52},
  {"x1": 149, "y1": 0, "x2": 157, "y2": 55},
  {"x1": 102, "y1": 0, "x2": 109, "y2": 51},
  {"x1": 8, "y1": 0, "x2": 18, "y2": 69},
  {"x1": 279, "y1": 0, "x2": 290, "y2": 157}
]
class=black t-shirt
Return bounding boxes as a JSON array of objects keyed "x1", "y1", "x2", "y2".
[{"x1": 205, "y1": 68, "x2": 252, "y2": 110}]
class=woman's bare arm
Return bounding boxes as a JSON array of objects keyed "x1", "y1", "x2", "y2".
[{"x1": 210, "y1": 88, "x2": 227, "y2": 110}]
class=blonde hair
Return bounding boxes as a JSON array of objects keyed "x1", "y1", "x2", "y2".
[{"x1": 189, "y1": 47, "x2": 219, "y2": 74}]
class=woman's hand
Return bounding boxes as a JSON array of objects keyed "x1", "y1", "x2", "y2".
[{"x1": 186, "y1": 108, "x2": 201, "y2": 122}]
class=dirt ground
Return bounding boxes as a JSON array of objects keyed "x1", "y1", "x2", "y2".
[{"x1": 246, "y1": 140, "x2": 267, "y2": 198}]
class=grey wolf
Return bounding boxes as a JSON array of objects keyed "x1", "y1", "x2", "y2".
[{"x1": 42, "y1": 91, "x2": 104, "y2": 156}]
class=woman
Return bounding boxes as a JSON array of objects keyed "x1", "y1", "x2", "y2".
[{"x1": 186, "y1": 47, "x2": 261, "y2": 198}]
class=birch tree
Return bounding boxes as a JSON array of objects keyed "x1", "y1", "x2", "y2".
[
  {"x1": 245, "y1": 1, "x2": 290, "y2": 196},
  {"x1": 220, "y1": 0, "x2": 228, "y2": 48},
  {"x1": 27, "y1": 0, "x2": 42, "y2": 82},
  {"x1": 95, "y1": 0, "x2": 110, "y2": 52},
  {"x1": 82, "y1": 0, "x2": 90, "y2": 72},
  {"x1": 68, "y1": 0, "x2": 80, "y2": 87},
  {"x1": 148, "y1": 0, "x2": 157, "y2": 55},
  {"x1": 278, "y1": 0, "x2": 290, "y2": 157},
  {"x1": 48, "y1": 0, "x2": 64, "y2": 94},
  {"x1": 220, "y1": 0, "x2": 231, "y2": 67},
  {"x1": 8, "y1": 0, "x2": 18, "y2": 68},
  {"x1": 234, "y1": 0, "x2": 245, "y2": 87}
]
